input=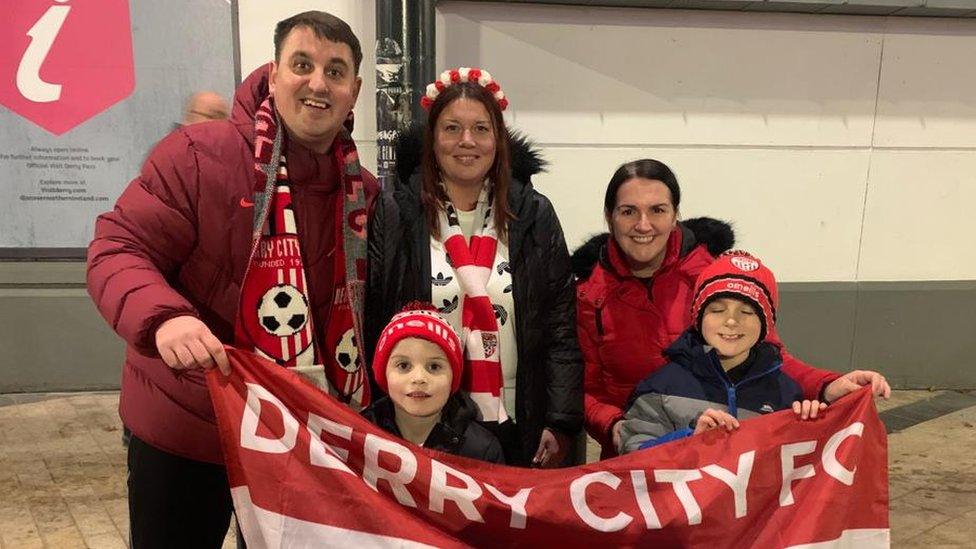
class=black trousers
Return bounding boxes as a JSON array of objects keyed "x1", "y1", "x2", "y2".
[{"x1": 127, "y1": 434, "x2": 233, "y2": 549}]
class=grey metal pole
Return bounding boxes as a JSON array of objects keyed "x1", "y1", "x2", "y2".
[
  {"x1": 406, "y1": 0, "x2": 436, "y2": 124},
  {"x1": 375, "y1": 0, "x2": 436, "y2": 188},
  {"x1": 375, "y1": 0, "x2": 405, "y2": 189}
]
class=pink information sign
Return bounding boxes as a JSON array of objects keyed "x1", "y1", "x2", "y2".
[{"x1": 1, "y1": 0, "x2": 135, "y2": 136}]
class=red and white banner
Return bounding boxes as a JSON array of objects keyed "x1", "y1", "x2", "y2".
[{"x1": 208, "y1": 349, "x2": 889, "y2": 548}]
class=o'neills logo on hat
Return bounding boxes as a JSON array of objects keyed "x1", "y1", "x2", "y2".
[
  {"x1": 731, "y1": 256, "x2": 760, "y2": 272},
  {"x1": 725, "y1": 280, "x2": 761, "y2": 300}
]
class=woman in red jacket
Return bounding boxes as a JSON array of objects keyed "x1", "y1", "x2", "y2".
[{"x1": 574, "y1": 159, "x2": 889, "y2": 458}]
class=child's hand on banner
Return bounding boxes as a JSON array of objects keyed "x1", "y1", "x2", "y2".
[
  {"x1": 693, "y1": 408, "x2": 740, "y2": 434},
  {"x1": 792, "y1": 399, "x2": 827, "y2": 420}
]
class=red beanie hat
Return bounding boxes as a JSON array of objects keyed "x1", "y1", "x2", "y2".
[
  {"x1": 372, "y1": 302, "x2": 464, "y2": 394},
  {"x1": 691, "y1": 251, "x2": 779, "y2": 342}
]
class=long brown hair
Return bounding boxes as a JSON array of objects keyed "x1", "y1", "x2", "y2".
[{"x1": 420, "y1": 82, "x2": 513, "y2": 240}]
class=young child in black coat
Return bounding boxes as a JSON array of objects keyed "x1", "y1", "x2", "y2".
[{"x1": 362, "y1": 303, "x2": 504, "y2": 464}]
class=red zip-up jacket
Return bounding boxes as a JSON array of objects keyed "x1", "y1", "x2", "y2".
[
  {"x1": 86, "y1": 65, "x2": 378, "y2": 463},
  {"x1": 574, "y1": 223, "x2": 839, "y2": 459}
]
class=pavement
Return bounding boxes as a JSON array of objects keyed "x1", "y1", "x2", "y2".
[{"x1": 1, "y1": 390, "x2": 974, "y2": 548}]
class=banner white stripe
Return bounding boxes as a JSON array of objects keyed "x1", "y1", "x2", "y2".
[
  {"x1": 785, "y1": 528, "x2": 890, "y2": 549},
  {"x1": 233, "y1": 486, "x2": 437, "y2": 549}
]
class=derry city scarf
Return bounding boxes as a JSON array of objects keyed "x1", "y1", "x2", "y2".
[
  {"x1": 437, "y1": 185, "x2": 507, "y2": 422},
  {"x1": 235, "y1": 96, "x2": 370, "y2": 408}
]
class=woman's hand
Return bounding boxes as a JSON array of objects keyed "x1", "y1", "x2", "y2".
[
  {"x1": 823, "y1": 370, "x2": 891, "y2": 403},
  {"x1": 792, "y1": 400, "x2": 827, "y2": 420},
  {"x1": 533, "y1": 428, "x2": 571, "y2": 468},
  {"x1": 693, "y1": 409, "x2": 740, "y2": 435},
  {"x1": 611, "y1": 420, "x2": 624, "y2": 450}
]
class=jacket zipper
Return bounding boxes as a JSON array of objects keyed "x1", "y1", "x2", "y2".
[{"x1": 714, "y1": 357, "x2": 783, "y2": 417}]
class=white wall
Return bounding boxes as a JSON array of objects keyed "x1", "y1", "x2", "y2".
[
  {"x1": 437, "y1": 2, "x2": 976, "y2": 283},
  {"x1": 237, "y1": 1, "x2": 976, "y2": 283}
]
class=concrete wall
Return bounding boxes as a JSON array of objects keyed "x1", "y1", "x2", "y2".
[
  {"x1": 435, "y1": 2, "x2": 976, "y2": 386},
  {"x1": 437, "y1": 2, "x2": 976, "y2": 283},
  {"x1": 3, "y1": 1, "x2": 973, "y2": 391}
]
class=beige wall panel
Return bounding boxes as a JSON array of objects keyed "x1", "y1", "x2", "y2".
[
  {"x1": 357, "y1": 142, "x2": 378, "y2": 176},
  {"x1": 858, "y1": 151, "x2": 976, "y2": 281},
  {"x1": 874, "y1": 18, "x2": 976, "y2": 148},
  {"x1": 237, "y1": 0, "x2": 377, "y2": 141},
  {"x1": 437, "y1": 2, "x2": 882, "y2": 147},
  {"x1": 533, "y1": 147, "x2": 869, "y2": 282}
]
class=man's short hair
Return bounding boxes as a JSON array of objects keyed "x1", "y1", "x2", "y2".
[{"x1": 274, "y1": 11, "x2": 363, "y2": 75}]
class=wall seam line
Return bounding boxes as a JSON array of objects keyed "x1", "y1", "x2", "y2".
[{"x1": 849, "y1": 24, "x2": 888, "y2": 369}]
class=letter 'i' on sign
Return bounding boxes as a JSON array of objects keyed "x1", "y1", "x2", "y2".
[
  {"x1": 17, "y1": 0, "x2": 69, "y2": 102},
  {"x1": 1, "y1": 0, "x2": 135, "y2": 135}
]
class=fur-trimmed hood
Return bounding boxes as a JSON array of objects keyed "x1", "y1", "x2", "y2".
[
  {"x1": 393, "y1": 121, "x2": 547, "y2": 185},
  {"x1": 571, "y1": 217, "x2": 735, "y2": 280}
]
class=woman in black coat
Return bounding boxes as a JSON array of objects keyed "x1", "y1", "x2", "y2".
[{"x1": 365, "y1": 68, "x2": 582, "y2": 467}]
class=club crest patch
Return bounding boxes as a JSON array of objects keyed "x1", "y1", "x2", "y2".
[
  {"x1": 481, "y1": 333, "x2": 498, "y2": 358},
  {"x1": 731, "y1": 256, "x2": 760, "y2": 272}
]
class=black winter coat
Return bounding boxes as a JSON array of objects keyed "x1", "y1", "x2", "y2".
[
  {"x1": 365, "y1": 127, "x2": 583, "y2": 466},
  {"x1": 361, "y1": 393, "x2": 505, "y2": 464}
]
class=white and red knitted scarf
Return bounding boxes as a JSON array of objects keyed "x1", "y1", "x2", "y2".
[
  {"x1": 438, "y1": 186, "x2": 507, "y2": 423},
  {"x1": 235, "y1": 96, "x2": 371, "y2": 409}
]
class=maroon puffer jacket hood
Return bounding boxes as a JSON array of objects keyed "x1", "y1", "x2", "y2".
[{"x1": 233, "y1": 63, "x2": 271, "y2": 128}]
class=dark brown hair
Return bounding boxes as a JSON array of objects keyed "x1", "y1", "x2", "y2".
[
  {"x1": 274, "y1": 11, "x2": 363, "y2": 74},
  {"x1": 421, "y1": 82, "x2": 513, "y2": 240},
  {"x1": 604, "y1": 158, "x2": 681, "y2": 218}
]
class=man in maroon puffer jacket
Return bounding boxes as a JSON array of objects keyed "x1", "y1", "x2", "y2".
[{"x1": 87, "y1": 11, "x2": 379, "y2": 547}]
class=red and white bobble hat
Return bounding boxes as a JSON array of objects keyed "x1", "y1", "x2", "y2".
[
  {"x1": 372, "y1": 302, "x2": 464, "y2": 394},
  {"x1": 690, "y1": 251, "x2": 779, "y2": 341}
]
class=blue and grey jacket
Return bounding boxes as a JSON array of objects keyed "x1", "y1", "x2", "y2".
[{"x1": 618, "y1": 329, "x2": 804, "y2": 454}]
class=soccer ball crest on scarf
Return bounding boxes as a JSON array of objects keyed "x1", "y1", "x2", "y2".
[
  {"x1": 257, "y1": 284, "x2": 309, "y2": 337},
  {"x1": 335, "y1": 329, "x2": 359, "y2": 373}
]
